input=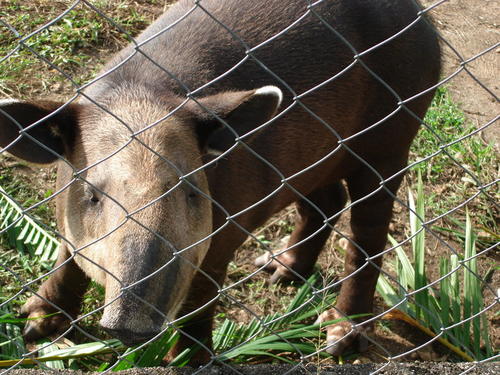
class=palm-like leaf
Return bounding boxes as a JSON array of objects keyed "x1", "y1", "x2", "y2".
[{"x1": 0, "y1": 185, "x2": 59, "y2": 263}]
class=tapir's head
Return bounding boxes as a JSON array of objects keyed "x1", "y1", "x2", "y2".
[{"x1": 0, "y1": 85, "x2": 282, "y2": 345}]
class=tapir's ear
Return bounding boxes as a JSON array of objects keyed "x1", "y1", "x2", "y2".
[
  {"x1": 187, "y1": 85, "x2": 283, "y2": 154},
  {"x1": 0, "y1": 100, "x2": 79, "y2": 164}
]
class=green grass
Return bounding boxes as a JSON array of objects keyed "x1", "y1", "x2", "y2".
[
  {"x1": 410, "y1": 87, "x2": 498, "y2": 233},
  {"x1": 0, "y1": 0, "x2": 156, "y2": 97},
  {"x1": 412, "y1": 87, "x2": 496, "y2": 184}
]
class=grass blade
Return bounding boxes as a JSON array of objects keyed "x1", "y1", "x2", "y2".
[{"x1": 439, "y1": 257, "x2": 451, "y2": 336}]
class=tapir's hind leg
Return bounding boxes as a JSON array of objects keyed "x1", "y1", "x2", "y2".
[
  {"x1": 255, "y1": 182, "x2": 347, "y2": 283},
  {"x1": 20, "y1": 244, "x2": 89, "y2": 342}
]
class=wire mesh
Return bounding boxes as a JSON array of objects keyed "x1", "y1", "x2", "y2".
[{"x1": 0, "y1": 0, "x2": 498, "y2": 374}]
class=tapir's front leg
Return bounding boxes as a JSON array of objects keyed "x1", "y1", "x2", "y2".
[
  {"x1": 20, "y1": 244, "x2": 90, "y2": 341},
  {"x1": 166, "y1": 224, "x2": 248, "y2": 365}
]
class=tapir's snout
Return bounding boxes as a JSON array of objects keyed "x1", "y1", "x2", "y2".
[
  {"x1": 99, "y1": 300, "x2": 164, "y2": 346},
  {"x1": 98, "y1": 235, "x2": 172, "y2": 346}
]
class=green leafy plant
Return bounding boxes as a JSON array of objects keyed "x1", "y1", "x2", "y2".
[
  {"x1": 0, "y1": 309, "x2": 26, "y2": 362},
  {"x1": 0, "y1": 272, "x2": 347, "y2": 369},
  {"x1": 0, "y1": 185, "x2": 59, "y2": 263},
  {"x1": 376, "y1": 173, "x2": 496, "y2": 360}
]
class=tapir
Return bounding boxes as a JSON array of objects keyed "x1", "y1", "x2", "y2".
[{"x1": 0, "y1": 0, "x2": 440, "y2": 362}]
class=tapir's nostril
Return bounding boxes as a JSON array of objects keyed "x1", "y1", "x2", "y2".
[{"x1": 100, "y1": 324, "x2": 158, "y2": 347}]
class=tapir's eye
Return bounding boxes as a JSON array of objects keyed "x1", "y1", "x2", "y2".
[
  {"x1": 85, "y1": 186, "x2": 102, "y2": 205},
  {"x1": 90, "y1": 191, "x2": 100, "y2": 203},
  {"x1": 182, "y1": 180, "x2": 200, "y2": 202}
]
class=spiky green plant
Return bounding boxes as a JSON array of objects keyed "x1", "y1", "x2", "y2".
[
  {"x1": 0, "y1": 185, "x2": 59, "y2": 263},
  {"x1": 0, "y1": 309, "x2": 26, "y2": 362},
  {"x1": 376, "y1": 173, "x2": 496, "y2": 360}
]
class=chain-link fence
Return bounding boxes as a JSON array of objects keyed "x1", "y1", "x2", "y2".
[{"x1": 0, "y1": 0, "x2": 498, "y2": 374}]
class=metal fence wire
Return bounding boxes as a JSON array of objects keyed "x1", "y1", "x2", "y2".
[{"x1": 0, "y1": 0, "x2": 498, "y2": 374}]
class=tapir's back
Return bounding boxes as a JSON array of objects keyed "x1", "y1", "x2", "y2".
[
  {"x1": 89, "y1": 0, "x2": 441, "y2": 216},
  {"x1": 97, "y1": 0, "x2": 440, "y2": 102}
]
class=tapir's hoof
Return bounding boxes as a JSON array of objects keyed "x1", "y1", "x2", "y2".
[
  {"x1": 20, "y1": 297, "x2": 72, "y2": 342},
  {"x1": 254, "y1": 251, "x2": 301, "y2": 284},
  {"x1": 254, "y1": 236, "x2": 315, "y2": 284},
  {"x1": 315, "y1": 310, "x2": 373, "y2": 356}
]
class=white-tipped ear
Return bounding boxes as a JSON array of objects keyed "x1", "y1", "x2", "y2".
[
  {"x1": 254, "y1": 85, "x2": 283, "y2": 108},
  {"x1": 190, "y1": 85, "x2": 283, "y2": 154}
]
